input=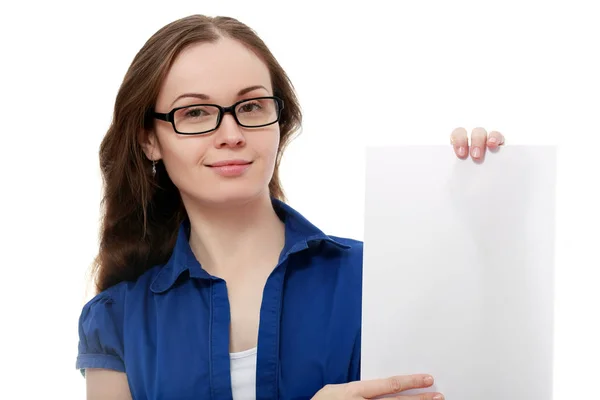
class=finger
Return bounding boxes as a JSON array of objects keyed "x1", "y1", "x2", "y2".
[
  {"x1": 391, "y1": 393, "x2": 445, "y2": 400},
  {"x1": 354, "y1": 374, "x2": 435, "y2": 398},
  {"x1": 450, "y1": 127, "x2": 469, "y2": 159},
  {"x1": 470, "y1": 127, "x2": 488, "y2": 160},
  {"x1": 487, "y1": 130, "x2": 505, "y2": 150}
]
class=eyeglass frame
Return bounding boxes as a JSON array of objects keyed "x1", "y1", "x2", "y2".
[{"x1": 152, "y1": 96, "x2": 285, "y2": 135}]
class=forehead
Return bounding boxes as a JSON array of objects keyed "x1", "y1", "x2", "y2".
[{"x1": 157, "y1": 37, "x2": 272, "y2": 105}]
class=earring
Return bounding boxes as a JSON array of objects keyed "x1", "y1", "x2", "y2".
[{"x1": 150, "y1": 149, "x2": 157, "y2": 177}]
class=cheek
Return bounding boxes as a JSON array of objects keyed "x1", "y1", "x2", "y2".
[
  {"x1": 257, "y1": 128, "x2": 281, "y2": 164},
  {"x1": 158, "y1": 133, "x2": 210, "y2": 174}
]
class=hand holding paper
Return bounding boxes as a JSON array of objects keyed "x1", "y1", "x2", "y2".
[{"x1": 311, "y1": 374, "x2": 442, "y2": 400}]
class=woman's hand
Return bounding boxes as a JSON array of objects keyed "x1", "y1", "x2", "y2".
[
  {"x1": 312, "y1": 374, "x2": 443, "y2": 400},
  {"x1": 451, "y1": 127, "x2": 505, "y2": 160}
]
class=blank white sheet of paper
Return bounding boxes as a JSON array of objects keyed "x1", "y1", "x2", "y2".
[{"x1": 361, "y1": 145, "x2": 556, "y2": 400}]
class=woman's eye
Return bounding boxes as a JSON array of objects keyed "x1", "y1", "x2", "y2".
[
  {"x1": 239, "y1": 102, "x2": 261, "y2": 113},
  {"x1": 185, "y1": 108, "x2": 204, "y2": 118}
]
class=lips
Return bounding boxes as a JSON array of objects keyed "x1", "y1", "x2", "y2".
[
  {"x1": 206, "y1": 159, "x2": 253, "y2": 177},
  {"x1": 207, "y1": 160, "x2": 252, "y2": 167}
]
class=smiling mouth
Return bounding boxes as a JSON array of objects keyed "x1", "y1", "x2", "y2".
[
  {"x1": 207, "y1": 160, "x2": 252, "y2": 167},
  {"x1": 206, "y1": 160, "x2": 253, "y2": 177}
]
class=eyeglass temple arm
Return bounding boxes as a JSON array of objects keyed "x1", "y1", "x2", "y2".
[{"x1": 153, "y1": 111, "x2": 170, "y2": 122}]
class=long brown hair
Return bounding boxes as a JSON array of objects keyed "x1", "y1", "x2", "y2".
[{"x1": 92, "y1": 15, "x2": 302, "y2": 293}]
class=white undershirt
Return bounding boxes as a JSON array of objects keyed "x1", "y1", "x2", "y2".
[{"x1": 230, "y1": 347, "x2": 258, "y2": 400}]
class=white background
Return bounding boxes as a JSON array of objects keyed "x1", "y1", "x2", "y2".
[{"x1": 0, "y1": 0, "x2": 598, "y2": 398}]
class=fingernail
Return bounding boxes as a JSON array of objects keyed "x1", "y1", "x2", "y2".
[
  {"x1": 458, "y1": 146, "x2": 466, "y2": 156},
  {"x1": 424, "y1": 376, "x2": 434, "y2": 385},
  {"x1": 433, "y1": 395, "x2": 444, "y2": 400},
  {"x1": 472, "y1": 147, "x2": 481, "y2": 158},
  {"x1": 488, "y1": 137, "x2": 498, "y2": 145}
]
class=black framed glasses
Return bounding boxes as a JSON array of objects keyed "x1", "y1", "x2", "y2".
[{"x1": 153, "y1": 96, "x2": 284, "y2": 135}]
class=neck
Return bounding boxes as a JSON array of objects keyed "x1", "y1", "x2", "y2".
[{"x1": 183, "y1": 193, "x2": 286, "y2": 277}]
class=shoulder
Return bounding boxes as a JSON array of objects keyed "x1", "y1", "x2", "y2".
[
  {"x1": 79, "y1": 283, "x2": 127, "y2": 328},
  {"x1": 81, "y1": 264, "x2": 163, "y2": 312},
  {"x1": 79, "y1": 263, "x2": 163, "y2": 318},
  {"x1": 329, "y1": 236, "x2": 363, "y2": 250},
  {"x1": 313, "y1": 235, "x2": 364, "y2": 282},
  {"x1": 328, "y1": 235, "x2": 364, "y2": 263}
]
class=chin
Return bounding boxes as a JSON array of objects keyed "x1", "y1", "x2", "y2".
[{"x1": 194, "y1": 184, "x2": 270, "y2": 208}]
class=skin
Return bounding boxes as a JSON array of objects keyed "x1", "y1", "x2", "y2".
[
  {"x1": 451, "y1": 126, "x2": 505, "y2": 161},
  {"x1": 85, "y1": 37, "x2": 504, "y2": 400}
]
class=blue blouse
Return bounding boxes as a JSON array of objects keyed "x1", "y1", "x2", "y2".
[{"x1": 76, "y1": 199, "x2": 364, "y2": 399}]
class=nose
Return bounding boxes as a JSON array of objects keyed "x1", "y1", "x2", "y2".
[{"x1": 214, "y1": 113, "x2": 246, "y2": 149}]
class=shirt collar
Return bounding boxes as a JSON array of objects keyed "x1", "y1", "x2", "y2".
[{"x1": 150, "y1": 198, "x2": 351, "y2": 294}]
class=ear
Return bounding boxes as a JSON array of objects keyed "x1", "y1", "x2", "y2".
[{"x1": 139, "y1": 130, "x2": 162, "y2": 161}]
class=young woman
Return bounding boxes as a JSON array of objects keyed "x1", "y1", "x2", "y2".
[{"x1": 76, "y1": 14, "x2": 505, "y2": 400}]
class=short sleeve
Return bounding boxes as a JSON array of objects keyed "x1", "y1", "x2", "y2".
[{"x1": 76, "y1": 286, "x2": 126, "y2": 376}]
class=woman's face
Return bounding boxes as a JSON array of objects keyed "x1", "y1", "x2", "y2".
[{"x1": 146, "y1": 37, "x2": 280, "y2": 207}]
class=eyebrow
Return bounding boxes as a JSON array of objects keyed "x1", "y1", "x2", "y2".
[{"x1": 170, "y1": 85, "x2": 269, "y2": 107}]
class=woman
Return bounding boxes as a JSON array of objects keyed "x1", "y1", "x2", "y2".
[{"x1": 76, "y1": 14, "x2": 505, "y2": 400}]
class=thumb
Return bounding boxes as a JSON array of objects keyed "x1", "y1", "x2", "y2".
[{"x1": 351, "y1": 374, "x2": 434, "y2": 398}]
